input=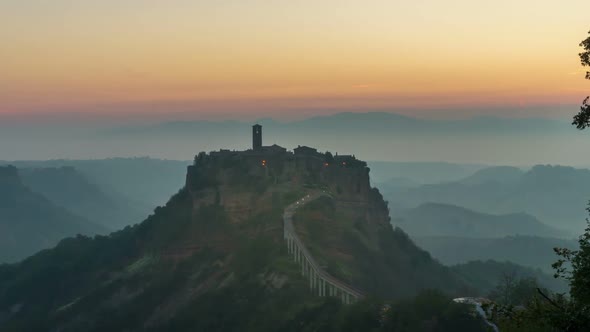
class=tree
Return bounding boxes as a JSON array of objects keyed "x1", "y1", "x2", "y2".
[
  {"x1": 572, "y1": 30, "x2": 590, "y2": 129},
  {"x1": 561, "y1": 28, "x2": 590, "y2": 324},
  {"x1": 489, "y1": 273, "x2": 541, "y2": 307},
  {"x1": 550, "y1": 215, "x2": 590, "y2": 329},
  {"x1": 495, "y1": 29, "x2": 590, "y2": 332},
  {"x1": 530, "y1": 30, "x2": 590, "y2": 330}
]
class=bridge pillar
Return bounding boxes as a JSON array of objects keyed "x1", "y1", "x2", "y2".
[
  {"x1": 315, "y1": 274, "x2": 319, "y2": 293},
  {"x1": 316, "y1": 276, "x2": 320, "y2": 296},
  {"x1": 316, "y1": 275, "x2": 320, "y2": 296},
  {"x1": 301, "y1": 257, "x2": 305, "y2": 276},
  {"x1": 286, "y1": 236, "x2": 290, "y2": 254}
]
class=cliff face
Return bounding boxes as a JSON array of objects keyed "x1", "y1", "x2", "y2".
[
  {"x1": 182, "y1": 149, "x2": 466, "y2": 300},
  {"x1": 185, "y1": 149, "x2": 378, "y2": 226}
]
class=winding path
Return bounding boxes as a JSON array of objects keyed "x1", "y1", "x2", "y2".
[{"x1": 283, "y1": 192, "x2": 365, "y2": 304}]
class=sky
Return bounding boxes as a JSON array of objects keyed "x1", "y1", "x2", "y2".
[{"x1": 1, "y1": 0, "x2": 589, "y2": 121}]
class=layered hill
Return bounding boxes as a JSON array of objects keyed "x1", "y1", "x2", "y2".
[
  {"x1": 0, "y1": 166, "x2": 107, "y2": 263},
  {"x1": 5, "y1": 112, "x2": 582, "y2": 166},
  {"x1": 458, "y1": 166, "x2": 524, "y2": 185},
  {"x1": 450, "y1": 260, "x2": 568, "y2": 295},
  {"x1": 386, "y1": 164, "x2": 590, "y2": 233},
  {"x1": 369, "y1": 161, "x2": 486, "y2": 185},
  {"x1": 393, "y1": 203, "x2": 566, "y2": 238},
  {"x1": 0, "y1": 149, "x2": 482, "y2": 331},
  {"x1": 413, "y1": 235, "x2": 578, "y2": 273},
  {"x1": 18, "y1": 167, "x2": 147, "y2": 230},
  {"x1": 4, "y1": 158, "x2": 188, "y2": 210}
]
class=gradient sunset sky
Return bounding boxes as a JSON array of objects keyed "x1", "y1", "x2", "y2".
[{"x1": 1, "y1": 0, "x2": 589, "y2": 120}]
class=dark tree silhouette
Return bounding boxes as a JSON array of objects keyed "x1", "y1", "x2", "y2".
[
  {"x1": 572, "y1": 30, "x2": 590, "y2": 129},
  {"x1": 495, "y1": 29, "x2": 590, "y2": 332},
  {"x1": 536, "y1": 29, "x2": 590, "y2": 331},
  {"x1": 563, "y1": 32, "x2": 590, "y2": 311}
]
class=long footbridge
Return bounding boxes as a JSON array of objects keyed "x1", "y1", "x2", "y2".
[{"x1": 283, "y1": 192, "x2": 365, "y2": 304}]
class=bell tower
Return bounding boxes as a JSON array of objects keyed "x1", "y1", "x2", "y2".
[{"x1": 252, "y1": 124, "x2": 262, "y2": 150}]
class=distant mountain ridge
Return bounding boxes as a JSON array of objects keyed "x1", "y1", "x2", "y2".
[
  {"x1": 450, "y1": 260, "x2": 568, "y2": 294},
  {"x1": 369, "y1": 161, "x2": 487, "y2": 185},
  {"x1": 18, "y1": 167, "x2": 147, "y2": 230},
  {"x1": 412, "y1": 235, "x2": 578, "y2": 273},
  {"x1": 0, "y1": 166, "x2": 107, "y2": 263},
  {"x1": 107, "y1": 112, "x2": 572, "y2": 138},
  {"x1": 394, "y1": 202, "x2": 568, "y2": 238},
  {"x1": 2, "y1": 158, "x2": 189, "y2": 210},
  {"x1": 0, "y1": 112, "x2": 583, "y2": 164},
  {"x1": 387, "y1": 164, "x2": 590, "y2": 232},
  {"x1": 459, "y1": 166, "x2": 524, "y2": 185}
]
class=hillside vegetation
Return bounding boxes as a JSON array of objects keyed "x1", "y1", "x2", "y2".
[
  {"x1": 0, "y1": 151, "x2": 489, "y2": 331},
  {"x1": 293, "y1": 196, "x2": 468, "y2": 299}
]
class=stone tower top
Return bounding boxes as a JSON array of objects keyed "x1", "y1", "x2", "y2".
[{"x1": 252, "y1": 124, "x2": 262, "y2": 151}]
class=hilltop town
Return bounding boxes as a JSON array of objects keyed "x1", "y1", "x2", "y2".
[{"x1": 187, "y1": 124, "x2": 375, "y2": 206}]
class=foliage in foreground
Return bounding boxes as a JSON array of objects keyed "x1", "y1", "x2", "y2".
[{"x1": 492, "y1": 220, "x2": 590, "y2": 331}]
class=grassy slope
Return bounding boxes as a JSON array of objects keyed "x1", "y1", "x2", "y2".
[
  {"x1": 0, "y1": 188, "x2": 318, "y2": 331},
  {"x1": 293, "y1": 196, "x2": 471, "y2": 299},
  {"x1": 0, "y1": 182, "x2": 486, "y2": 331}
]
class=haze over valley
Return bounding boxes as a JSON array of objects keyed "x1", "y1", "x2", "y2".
[{"x1": 2, "y1": 1, "x2": 590, "y2": 330}]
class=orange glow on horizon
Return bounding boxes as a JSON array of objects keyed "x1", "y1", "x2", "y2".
[{"x1": 1, "y1": 0, "x2": 589, "y2": 118}]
